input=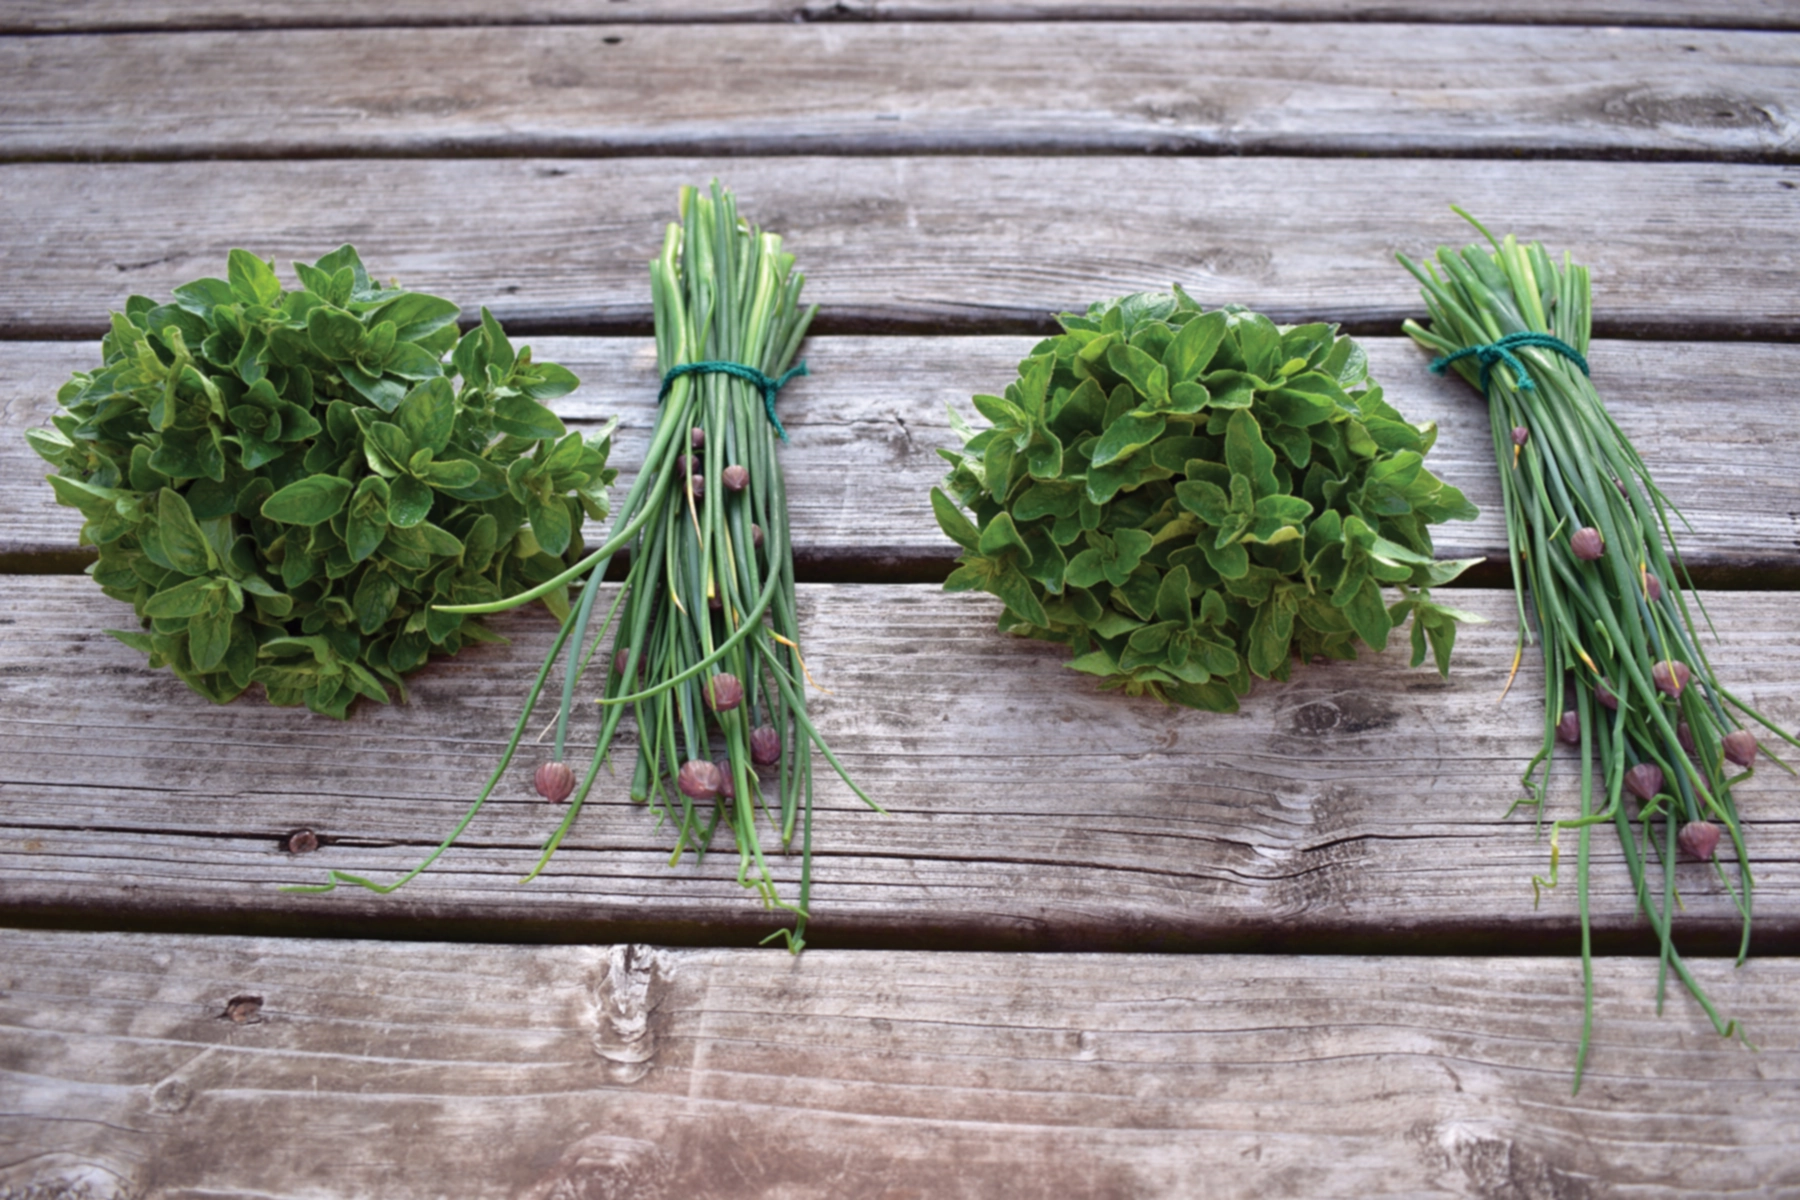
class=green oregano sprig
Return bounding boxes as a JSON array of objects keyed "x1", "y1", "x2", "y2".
[
  {"x1": 1400, "y1": 212, "x2": 1800, "y2": 1090},
  {"x1": 29, "y1": 245, "x2": 615, "y2": 718},
  {"x1": 935, "y1": 292, "x2": 1484, "y2": 710}
]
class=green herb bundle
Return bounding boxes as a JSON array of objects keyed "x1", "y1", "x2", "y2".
[
  {"x1": 306, "y1": 185, "x2": 872, "y2": 950},
  {"x1": 1400, "y1": 215, "x2": 1796, "y2": 1087},
  {"x1": 934, "y1": 292, "x2": 1482, "y2": 711},
  {"x1": 29, "y1": 246, "x2": 613, "y2": 718}
]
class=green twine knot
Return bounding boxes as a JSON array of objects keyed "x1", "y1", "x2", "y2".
[
  {"x1": 658, "y1": 360, "x2": 809, "y2": 441},
  {"x1": 1430, "y1": 332, "x2": 1589, "y2": 397}
]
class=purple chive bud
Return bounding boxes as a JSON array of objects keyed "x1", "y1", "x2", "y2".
[
  {"x1": 713, "y1": 758, "x2": 736, "y2": 800},
  {"x1": 691, "y1": 426, "x2": 705, "y2": 450},
  {"x1": 613, "y1": 647, "x2": 633, "y2": 677},
  {"x1": 1571, "y1": 527, "x2": 1604, "y2": 562},
  {"x1": 1677, "y1": 721, "x2": 1696, "y2": 754},
  {"x1": 708, "y1": 672, "x2": 744, "y2": 712},
  {"x1": 676, "y1": 454, "x2": 694, "y2": 476},
  {"x1": 535, "y1": 761, "x2": 576, "y2": 804},
  {"x1": 677, "y1": 759, "x2": 723, "y2": 800},
  {"x1": 690, "y1": 474, "x2": 706, "y2": 502},
  {"x1": 1652, "y1": 659, "x2": 1690, "y2": 698},
  {"x1": 1511, "y1": 425, "x2": 1530, "y2": 447},
  {"x1": 1624, "y1": 763, "x2": 1664, "y2": 802},
  {"x1": 1556, "y1": 710, "x2": 1581, "y2": 745},
  {"x1": 1596, "y1": 683, "x2": 1619, "y2": 712},
  {"x1": 751, "y1": 523, "x2": 764, "y2": 548},
  {"x1": 1643, "y1": 571, "x2": 1663, "y2": 602},
  {"x1": 1677, "y1": 821, "x2": 1722, "y2": 862},
  {"x1": 750, "y1": 724, "x2": 781, "y2": 766},
  {"x1": 1722, "y1": 729, "x2": 1759, "y2": 768},
  {"x1": 722, "y1": 464, "x2": 749, "y2": 492}
]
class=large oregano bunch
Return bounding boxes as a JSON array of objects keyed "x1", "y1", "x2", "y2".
[
  {"x1": 934, "y1": 292, "x2": 1482, "y2": 711},
  {"x1": 29, "y1": 246, "x2": 616, "y2": 718}
]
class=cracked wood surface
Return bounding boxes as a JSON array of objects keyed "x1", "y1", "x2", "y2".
[
  {"x1": 4, "y1": 22, "x2": 1797, "y2": 161},
  {"x1": 1, "y1": 930, "x2": 1796, "y2": 1199},
  {"x1": 3, "y1": 578, "x2": 1796, "y2": 951},
  {"x1": 8, "y1": 0, "x2": 1800, "y2": 33},
  {"x1": 8, "y1": 336, "x2": 1800, "y2": 582},
  {"x1": 2, "y1": 158, "x2": 1798, "y2": 342}
]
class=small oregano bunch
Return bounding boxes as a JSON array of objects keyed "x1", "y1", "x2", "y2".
[
  {"x1": 29, "y1": 245, "x2": 616, "y2": 718},
  {"x1": 934, "y1": 291, "x2": 1483, "y2": 711}
]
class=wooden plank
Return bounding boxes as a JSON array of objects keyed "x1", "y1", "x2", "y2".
[
  {"x1": 8, "y1": 336, "x2": 1800, "y2": 584},
  {"x1": 2, "y1": 158, "x2": 1798, "y2": 342},
  {"x1": 2, "y1": 931, "x2": 1797, "y2": 1199},
  {"x1": 7, "y1": 0, "x2": 1798, "y2": 33},
  {"x1": 4, "y1": 24, "x2": 1798, "y2": 161},
  {"x1": 2, "y1": 578, "x2": 1797, "y2": 950}
]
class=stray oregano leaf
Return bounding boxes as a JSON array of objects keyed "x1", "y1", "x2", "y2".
[
  {"x1": 936, "y1": 295, "x2": 1483, "y2": 711},
  {"x1": 31, "y1": 246, "x2": 618, "y2": 718}
]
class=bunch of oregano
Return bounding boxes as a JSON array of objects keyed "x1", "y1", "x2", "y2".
[
  {"x1": 29, "y1": 246, "x2": 615, "y2": 718},
  {"x1": 935, "y1": 292, "x2": 1482, "y2": 710},
  {"x1": 304, "y1": 186, "x2": 874, "y2": 950},
  {"x1": 1401, "y1": 215, "x2": 1798, "y2": 1088}
]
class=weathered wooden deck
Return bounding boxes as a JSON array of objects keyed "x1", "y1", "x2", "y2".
[{"x1": 3, "y1": 4, "x2": 1798, "y2": 1196}]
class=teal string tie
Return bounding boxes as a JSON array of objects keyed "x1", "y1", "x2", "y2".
[
  {"x1": 1430, "y1": 332, "x2": 1589, "y2": 397},
  {"x1": 658, "y1": 360, "x2": 809, "y2": 442}
]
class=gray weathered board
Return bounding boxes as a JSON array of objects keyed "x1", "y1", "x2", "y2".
[
  {"x1": 5, "y1": 23, "x2": 1796, "y2": 161},
  {"x1": 2, "y1": 931, "x2": 1796, "y2": 1199},
  {"x1": 3, "y1": 577, "x2": 1796, "y2": 951},
  {"x1": 7, "y1": 336, "x2": 1800, "y2": 583},
  {"x1": 9, "y1": 0, "x2": 1800, "y2": 32},
  {"x1": 4, "y1": 158, "x2": 1796, "y2": 342}
]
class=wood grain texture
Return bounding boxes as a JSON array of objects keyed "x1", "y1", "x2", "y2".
[
  {"x1": 2, "y1": 157, "x2": 1798, "y2": 341},
  {"x1": 8, "y1": 0, "x2": 1799, "y2": 32},
  {"x1": 3, "y1": 578, "x2": 1797, "y2": 951},
  {"x1": 3, "y1": 23, "x2": 1797, "y2": 161},
  {"x1": 7, "y1": 336, "x2": 1800, "y2": 582},
  {"x1": 2, "y1": 931, "x2": 1797, "y2": 1199}
]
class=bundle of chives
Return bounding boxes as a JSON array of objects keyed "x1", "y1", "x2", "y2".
[
  {"x1": 1398, "y1": 213, "x2": 1796, "y2": 1087},
  {"x1": 303, "y1": 183, "x2": 874, "y2": 951}
]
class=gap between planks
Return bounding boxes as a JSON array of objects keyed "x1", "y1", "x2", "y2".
[{"x1": 6, "y1": 0, "x2": 1799, "y2": 33}]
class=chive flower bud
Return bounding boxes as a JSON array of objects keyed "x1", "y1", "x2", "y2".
[
  {"x1": 677, "y1": 759, "x2": 722, "y2": 800},
  {"x1": 1571, "y1": 527, "x2": 1604, "y2": 561},
  {"x1": 676, "y1": 454, "x2": 695, "y2": 476},
  {"x1": 1677, "y1": 821, "x2": 1721, "y2": 862},
  {"x1": 1677, "y1": 721, "x2": 1696, "y2": 754},
  {"x1": 751, "y1": 523, "x2": 764, "y2": 548},
  {"x1": 714, "y1": 758, "x2": 736, "y2": 800},
  {"x1": 1511, "y1": 425, "x2": 1530, "y2": 447},
  {"x1": 723, "y1": 464, "x2": 749, "y2": 492},
  {"x1": 1722, "y1": 729, "x2": 1759, "y2": 768},
  {"x1": 750, "y1": 724, "x2": 781, "y2": 765},
  {"x1": 691, "y1": 426, "x2": 705, "y2": 449},
  {"x1": 1643, "y1": 571, "x2": 1662, "y2": 602},
  {"x1": 1624, "y1": 762, "x2": 1664, "y2": 802},
  {"x1": 1596, "y1": 683, "x2": 1618, "y2": 711},
  {"x1": 1556, "y1": 710, "x2": 1581, "y2": 745},
  {"x1": 1652, "y1": 659, "x2": 1690, "y2": 698},
  {"x1": 690, "y1": 474, "x2": 706, "y2": 502},
  {"x1": 535, "y1": 761, "x2": 576, "y2": 804},
  {"x1": 613, "y1": 647, "x2": 634, "y2": 677},
  {"x1": 708, "y1": 672, "x2": 744, "y2": 712}
]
